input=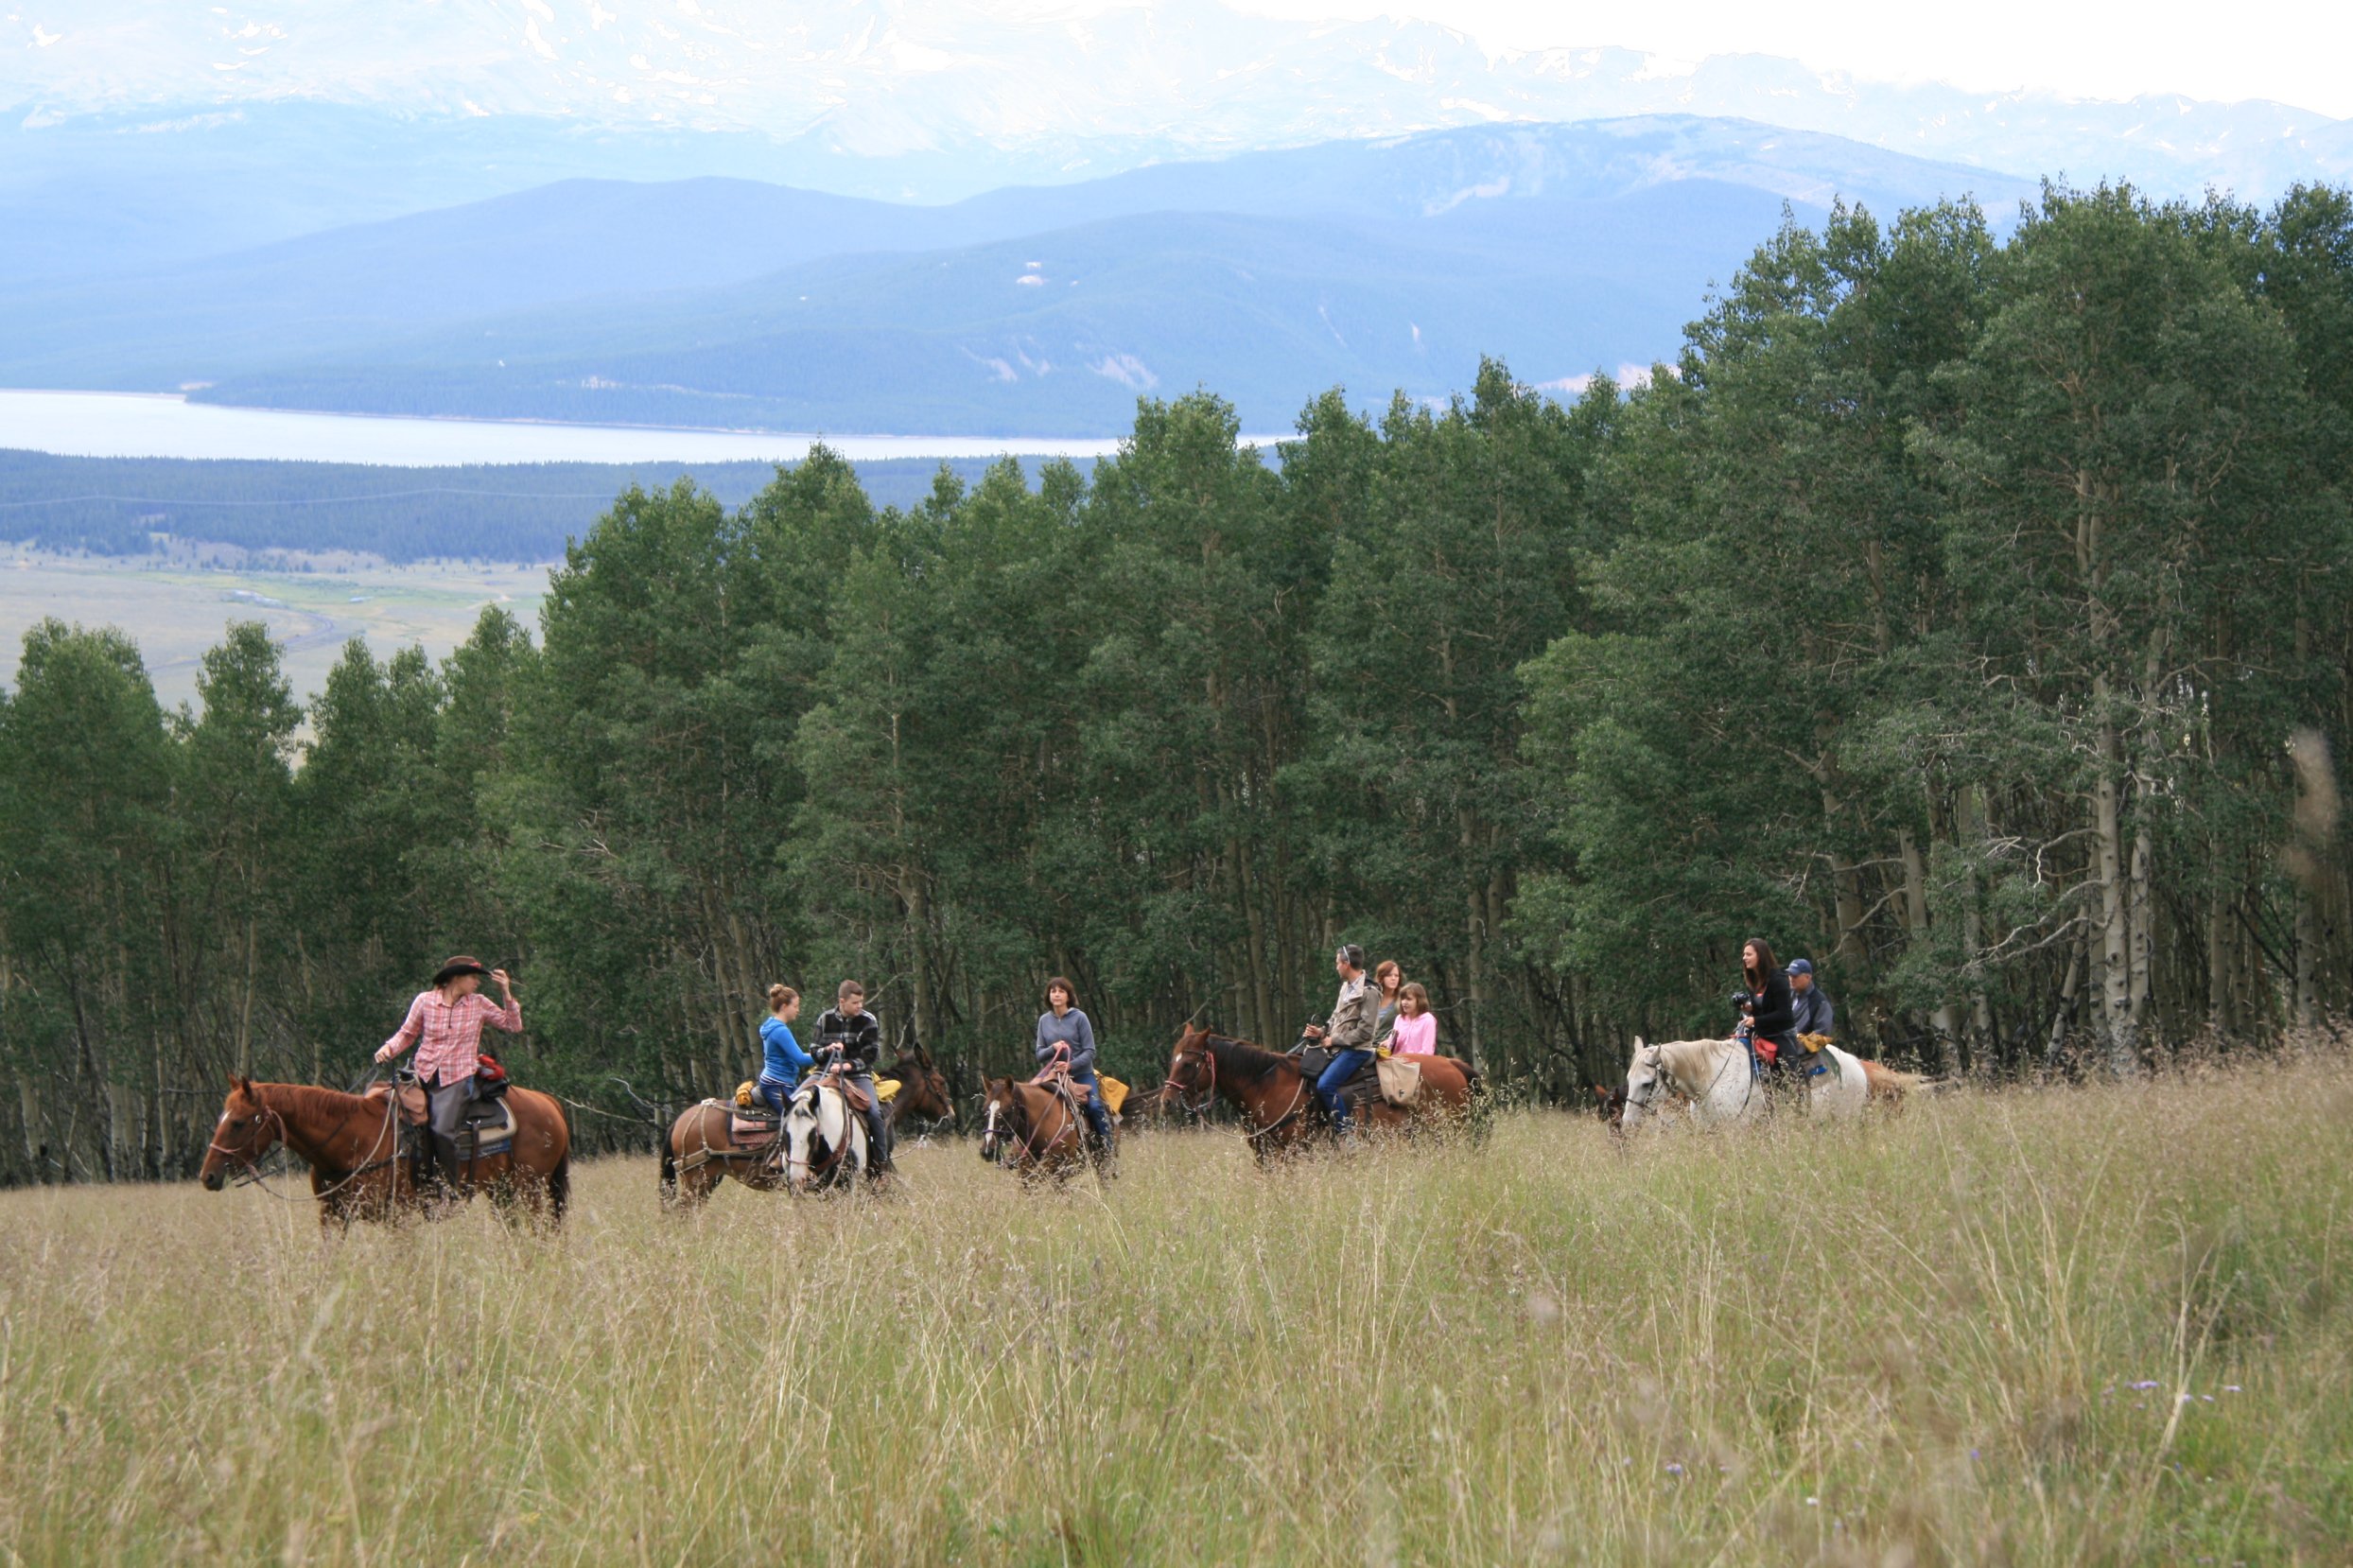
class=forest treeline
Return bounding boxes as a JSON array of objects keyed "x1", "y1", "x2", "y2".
[
  {"x1": 0, "y1": 451, "x2": 1059, "y2": 561},
  {"x1": 2, "y1": 183, "x2": 2348, "y2": 1184}
]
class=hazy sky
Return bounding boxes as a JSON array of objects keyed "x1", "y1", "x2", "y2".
[{"x1": 1236, "y1": 0, "x2": 2353, "y2": 118}]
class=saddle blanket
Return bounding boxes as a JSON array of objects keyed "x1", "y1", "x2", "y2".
[
  {"x1": 388, "y1": 1082, "x2": 516, "y2": 1159},
  {"x1": 454, "y1": 1098, "x2": 516, "y2": 1159}
]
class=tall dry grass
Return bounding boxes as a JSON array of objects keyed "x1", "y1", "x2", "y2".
[{"x1": 1, "y1": 1057, "x2": 2347, "y2": 1564}]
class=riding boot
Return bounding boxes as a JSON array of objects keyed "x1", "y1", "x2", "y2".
[{"x1": 433, "y1": 1140, "x2": 466, "y2": 1201}]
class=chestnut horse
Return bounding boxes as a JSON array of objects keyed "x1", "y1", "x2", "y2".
[
  {"x1": 659, "y1": 1045, "x2": 952, "y2": 1210},
  {"x1": 198, "y1": 1075, "x2": 570, "y2": 1228},
  {"x1": 1159, "y1": 1023, "x2": 1479, "y2": 1161},
  {"x1": 978, "y1": 1075, "x2": 1097, "y2": 1181}
]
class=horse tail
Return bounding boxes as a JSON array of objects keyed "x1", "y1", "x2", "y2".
[
  {"x1": 543, "y1": 1093, "x2": 573, "y2": 1227},
  {"x1": 658, "y1": 1123, "x2": 679, "y2": 1207}
]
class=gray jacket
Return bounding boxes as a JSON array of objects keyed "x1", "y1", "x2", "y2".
[
  {"x1": 1035, "y1": 1007, "x2": 1099, "y2": 1073},
  {"x1": 1322, "y1": 977, "x2": 1379, "y2": 1054},
  {"x1": 1790, "y1": 984, "x2": 1836, "y2": 1038}
]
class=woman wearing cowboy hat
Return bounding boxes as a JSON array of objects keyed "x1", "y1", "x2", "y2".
[{"x1": 375, "y1": 955, "x2": 522, "y2": 1193}]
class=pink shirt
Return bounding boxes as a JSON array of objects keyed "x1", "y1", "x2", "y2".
[
  {"x1": 383, "y1": 990, "x2": 522, "y2": 1084},
  {"x1": 1390, "y1": 1012, "x2": 1437, "y2": 1055}
]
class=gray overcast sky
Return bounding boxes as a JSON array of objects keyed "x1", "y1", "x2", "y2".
[{"x1": 1232, "y1": 0, "x2": 2353, "y2": 118}]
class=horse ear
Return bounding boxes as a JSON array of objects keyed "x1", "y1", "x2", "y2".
[{"x1": 235, "y1": 1074, "x2": 253, "y2": 1094}]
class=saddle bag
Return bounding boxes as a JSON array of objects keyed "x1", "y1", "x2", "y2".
[
  {"x1": 1375, "y1": 1054, "x2": 1421, "y2": 1106},
  {"x1": 473, "y1": 1050, "x2": 512, "y2": 1100}
]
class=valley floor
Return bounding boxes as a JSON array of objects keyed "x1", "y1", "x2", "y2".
[{"x1": 0, "y1": 548, "x2": 547, "y2": 709}]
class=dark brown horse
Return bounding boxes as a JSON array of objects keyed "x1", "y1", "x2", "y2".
[
  {"x1": 883, "y1": 1043, "x2": 957, "y2": 1135},
  {"x1": 198, "y1": 1076, "x2": 570, "y2": 1228},
  {"x1": 1159, "y1": 1023, "x2": 1480, "y2": 1161},
  {"x1": 978, "y1": 1074, "x2": 1097, "y2": 1181},
  {"x1": 659, "y1": 1045, "x2": 950, "y2": 1210}
]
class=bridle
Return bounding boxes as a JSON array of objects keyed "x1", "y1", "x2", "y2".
[
  {"x1": 1623, "y1": 1042, "x2": 1750, "y2": 1125},
  {"x1": 785, "y1": 1068, "x2": 869, "y2": 1186},
  {"x1": 984, "y1": 1081, "x2": 1072, "y2": 1168},
  {"x1": 1163, "y1": 1040, "x2": 1217, "y2": 1118},
  {"x1": 207, "y1": 1104, "x2": 288, "y2": 1176},
  {"x1": 1165, "y1": 1035, "x2": 1306, "y2": 1142},
  {"x1": 207, "y1": 1089, "x2": 402, "y2": 1202}
]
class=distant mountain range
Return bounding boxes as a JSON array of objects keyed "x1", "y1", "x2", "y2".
[
  {"x1": 3, "y1": 0, "x2": 2345, "y2": 438},
  {"x1": 0, "y1": 116, "x2": 2042, "y2": 436},
  {"x1": 3, "y1": 0, "x2": 2348, "y2": 284}
]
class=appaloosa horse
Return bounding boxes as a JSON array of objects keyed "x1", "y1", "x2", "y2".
[
  {"x1": 660, "y1": 1044, "x2": 950, "y2": 1209},
  {"x1": 978, "y1": 1074, "x2": 1099, "y2": 1182},
  {"x1": 1159, "y1": 1023, "x2": 1480, "y2": 1162},
  {"x1": 199, "y1": 1075, "x2": 570, "y2": 1228}
]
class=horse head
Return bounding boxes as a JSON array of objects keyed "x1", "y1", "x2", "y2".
[
  {"x1": 978, "y1": 1076, "x2": 1024, "y2": 1163},
  {"x1": 199, "y1": 1076, "x2": 279, "y2": 1191},
  {"x1": 1619, "y1": 1038, "x2": 1665, "y2": 1131},
  {"x1": 1162, "y1": 1022, "x2": 1215, "y2": 1112},
  {"x1": 886, "y1": 1044, "x2": 955, "y2": 1131},
  {"x1": 782, "y1": 1075, "x2": 845, "y2": 1192}
]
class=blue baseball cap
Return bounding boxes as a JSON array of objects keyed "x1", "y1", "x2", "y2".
[{"x1": 1785, "y1": 958, "x2": 1813, "y2": 976}]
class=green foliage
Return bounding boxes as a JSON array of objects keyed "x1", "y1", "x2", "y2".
[{"x1": 0, "y1": 184, "x2": 2348, "y2": 1179}]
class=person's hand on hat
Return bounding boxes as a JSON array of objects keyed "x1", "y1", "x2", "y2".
[{"x1": 491, "y1": 967, "x2": 514, "y2": 997}]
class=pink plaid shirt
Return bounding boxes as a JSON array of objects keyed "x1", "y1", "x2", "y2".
[{"x1": 382, "y1": 990, "x2": 522, "y2": 1084}]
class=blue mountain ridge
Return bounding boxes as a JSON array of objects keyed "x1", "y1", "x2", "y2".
[{"x1": 5, "y1": 117, "x2": 2043, "y2": 436}]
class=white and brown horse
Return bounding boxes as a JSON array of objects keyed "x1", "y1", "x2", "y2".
[{"x1": 1618, "y1": 1036, "x2": 1926, "y2": 1129}]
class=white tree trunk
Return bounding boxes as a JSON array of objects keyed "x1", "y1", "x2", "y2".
[{"x1": 2094, "y1": 706, "x2": 2136, "y2": 1075}]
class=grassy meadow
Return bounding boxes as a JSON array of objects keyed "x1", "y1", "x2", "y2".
[{"x1": 1, "y1": 1058, "x2": 2348, "y2": 1565}]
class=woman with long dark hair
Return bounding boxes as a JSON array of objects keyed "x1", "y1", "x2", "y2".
[{"x1": 1739, "y1": 936, "x2": 1801, "y2": 1083}]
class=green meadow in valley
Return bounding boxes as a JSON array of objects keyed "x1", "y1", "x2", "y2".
[{"x1": 2, "y1": 1057, "x2": 2346, "y2": 1564}]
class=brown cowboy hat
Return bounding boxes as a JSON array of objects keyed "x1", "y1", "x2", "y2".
[{"x1": 432, "y1": 954, "x2": 492, "y2": 986}]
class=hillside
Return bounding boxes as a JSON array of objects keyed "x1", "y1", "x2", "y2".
[{"x1": 4, "y1": 117, "x2": 2038, "y2": 435}]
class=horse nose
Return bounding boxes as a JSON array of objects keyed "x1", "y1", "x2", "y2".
[{"x1": 200, "y1": 1171, "x2": 224, "y2": 1192}]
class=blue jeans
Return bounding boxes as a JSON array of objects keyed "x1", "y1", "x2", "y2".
[
  {"x1": 758, "y1": 1075, "x2": 790, "y2": 1118},
  {"x1": 1067, "y1": 1066, "x2": 1115, "y2": 1143},
  {"x1": 1315, "y1": 1049, "x2": 1374, "y2": 1131}
]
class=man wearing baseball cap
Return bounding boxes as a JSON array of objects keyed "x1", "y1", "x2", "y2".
[{"x1": 1787, "y1": 958, "x2": 1836, "y2": 1040}]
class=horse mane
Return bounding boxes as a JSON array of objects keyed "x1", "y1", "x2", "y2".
[
  {"x1": 256, "y1": 1081, "x2": 381, "y2": 1123},
  {"x1": 1203, "y1": 1032, "x2": 1293, "y2": 1085},
  {"x1": 1654, "y1": 1037, "x2": 1734, "y2": 1083}
]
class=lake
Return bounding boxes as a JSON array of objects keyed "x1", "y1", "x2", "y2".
[{"x1": 0, "y1": 388, "x2": 1142, "y2": 465}]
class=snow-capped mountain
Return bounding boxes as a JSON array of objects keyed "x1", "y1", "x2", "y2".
[{"x1": 5, "y1": 0, "x2": 2347, "y2": 203}]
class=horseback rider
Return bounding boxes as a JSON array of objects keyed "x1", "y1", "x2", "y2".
[
  {"x1": 374, "y1": 955, "x2": 523, "y2": 1193},
  {"x1": 810, "y1": 980, "x2": 894, "y2": 1174},
  {"x1": 758, "y1": 984, "x2": 811, "y2": 1119},
  {"x1": 1035, "y1": 976, "x2": 1114, "y2": 1159},
  {"x1": 1787, "y1": 958, "x2": 1836, "y2": 1038},
  {"x1": 1303, "y1": 943, "x2": 1380, "y2": 1137},
  {"x1": 1734, "y1": 937, "x2": 1804, "y2": 1093},
  {"x1": 1370, "y1": 960, "x2": 1404, "y2": 1051}
]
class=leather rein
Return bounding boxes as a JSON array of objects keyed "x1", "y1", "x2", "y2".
[{"x1": 209, "y1": 1089, "x2": 403, "y2": 1202}]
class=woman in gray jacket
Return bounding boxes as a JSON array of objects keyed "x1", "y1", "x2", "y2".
[{"x1": 1037, "y1": 976, "x2": 1115, "y2": 1155}]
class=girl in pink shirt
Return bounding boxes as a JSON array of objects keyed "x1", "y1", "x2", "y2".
[{"x1": 1390, "y1": 983, "x2": 1438, "y2": 1055}]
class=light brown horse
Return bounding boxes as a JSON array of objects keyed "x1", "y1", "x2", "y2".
[
  {"x1": 1159, "y1": 1023, "x2": 1480, "y2": 1162},
  {"x1": 198, "y1": 1076, "x2": 570, "y2": 1228},
  {"x1": 659, "y1": 1045, "x2": 952, "y2": 1209},
  {"x1": 978, "y1": 1075, "x2": 1097, "y2": 1182}
]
